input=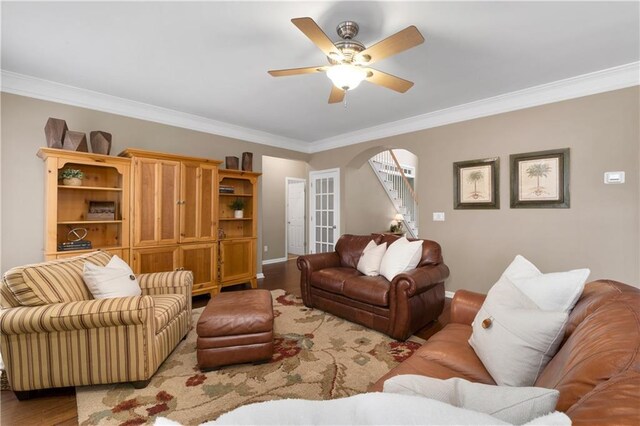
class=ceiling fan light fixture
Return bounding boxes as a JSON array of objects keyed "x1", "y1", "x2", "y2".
[{"x1": 326, "y1": 64, "x2": 367, "y2": 91}]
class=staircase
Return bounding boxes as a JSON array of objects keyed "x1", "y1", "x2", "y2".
[{"x1": 369, "y1": 150, "x2": 418, "y2": 238}]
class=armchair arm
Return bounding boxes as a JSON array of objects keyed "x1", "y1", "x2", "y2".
[
  {"x1": 0, "y1": 296, "x2": 154, "y2": 335},
  {"x1": 450, "y1": 290, "x2": 486, "y2": 325},
  {"x1": 392, "y1": 264, "x2": 450, "y2": 298},
  {"x1": 138, "y1": 270, "x2": 193, "y2": 296}
]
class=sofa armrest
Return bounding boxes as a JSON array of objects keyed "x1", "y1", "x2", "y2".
[
  {"x1": 297, "y1": 252, "x2": 341, "y2": 307},
  {"x1": 392, "y1": 264, "x2": 450, "y2": 297},
  {"x1": 296, "y1": 252, "x2": 341, "y2": 273},
  {"x1": 0, "y1": 296, "x2": 154, "y2": 335},
  {"x1": 450, "y1": 290, "x2": 486, "y2": 325},
  {"x1": 138, "y1": 270, "x2": 193, "y2": 295}
]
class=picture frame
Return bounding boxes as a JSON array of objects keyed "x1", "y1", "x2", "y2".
[
  {"x1": 453, "y1": 157, "x2": 499, "y2": 209},
  {"x1": 510, "y1": 148, "x2": 569, "y2": 208}
]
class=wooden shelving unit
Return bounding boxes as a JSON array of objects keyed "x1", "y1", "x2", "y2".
[
  {"x1": 218, "y1": 169, "x2": 260, "y2": 290},
  {"x1": 38, "y1": 148, "x2": 131, "y2": 261}
]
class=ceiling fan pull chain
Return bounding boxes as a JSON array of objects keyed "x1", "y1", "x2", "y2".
[{"x1": 343, "y1": 89, "x2": 348, "y2": 108}]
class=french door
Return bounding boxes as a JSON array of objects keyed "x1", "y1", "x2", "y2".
[{"x1": 309, "y1": 169, "x2": 340, "y2": 254}]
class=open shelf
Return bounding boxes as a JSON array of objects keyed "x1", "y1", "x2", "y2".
[
  {"x1": 58, "y1": 185, "x2": 122, "y2": 192},
  {"x1": 57, "y1": 220, "x2": 123, "y2": 224}
]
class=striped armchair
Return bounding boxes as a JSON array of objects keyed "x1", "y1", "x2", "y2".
[{"x1": 0, "y1": 251, "x2": 192, "y2": 399}]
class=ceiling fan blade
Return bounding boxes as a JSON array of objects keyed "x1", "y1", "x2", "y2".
[
  {"x1": 328, "y1": 85, "x2": 345, "y2": 104},
  {"x1": 364, "y1": 68, "x2": 414, "y2": 93},
  {"x1": 292, "y1": 17, "x2": 343, "y2": 60},
  {"x1": 356, "y1": 26, "x2": 424, "y2": 65},
  {"x1": 268, "y1": 66, "x2": 327, "y2": 77}
]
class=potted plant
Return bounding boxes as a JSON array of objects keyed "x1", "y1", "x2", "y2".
[
  {"x1": 59, "y1": 168, "x2": 84, "y2": 186},
  {"x1": 230, "y1": 198, "x2": 245, "y2": 218}
]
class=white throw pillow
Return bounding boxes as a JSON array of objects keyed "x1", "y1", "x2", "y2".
[
  {"x1": 383, "y1": 375, "x2": 559, "y2": 425},
  {"x1": 357, "y1": 241, "x2": 387, "y2": 276},
  {"x1": 379, "y1": 237, "x2": 423, "y2": 281},
  {"x1": 83, "y1": 255, "x2": 141, "y2": 299},
  {"x1": 501, "y1": 255, "x2": 590, "y2": 312},
  {"x1": 469, "y1": 277, "x2": 568, "y2": 386}
]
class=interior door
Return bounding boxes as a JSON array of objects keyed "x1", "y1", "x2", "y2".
[
  {"x1": 287, "y1": 178, "x2": 306, "y2": 256},
  {"x1": 309, "y1": 169, "x2": 340, "y2": 254}
]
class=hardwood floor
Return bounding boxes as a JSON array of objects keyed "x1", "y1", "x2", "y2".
[{"x1": 0, "y1": 259, "x2": 450, "y2": 425}]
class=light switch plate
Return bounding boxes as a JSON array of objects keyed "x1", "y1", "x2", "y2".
[
  {"x1": 604, "y1": 171, "x2": 625, "y2": 184},
  {"x1": 433, "y1": 212, "x2": 445, "y2": 221}
]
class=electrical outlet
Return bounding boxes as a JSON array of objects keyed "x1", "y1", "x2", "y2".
[
  {"x1": 263, "y1": 245, "x2": 268, "y2": 252},
  {"x1": 433, "y1": 212, "x2": 445, "y2": 222}
]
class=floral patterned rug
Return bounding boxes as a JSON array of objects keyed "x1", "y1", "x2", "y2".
[{"x1": 76, "y1": 290, "x2": 424, "y2": 425}]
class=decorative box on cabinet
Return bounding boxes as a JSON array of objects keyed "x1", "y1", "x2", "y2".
[
  {"x1": 217, "y1": 169, "x2": 261, "y2": 290},
  {"x1": 38, "y1": 148, "x2": 131, "y2": 261},
  {"x1": 121, "y1": 149, "x2": 221, "y2": 297}
]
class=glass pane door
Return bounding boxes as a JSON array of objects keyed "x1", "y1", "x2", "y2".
[{"x1": 309, "y1": 169, "x2": 340, "y2": 253}]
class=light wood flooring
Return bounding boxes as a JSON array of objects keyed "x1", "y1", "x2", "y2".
[{"x1": 0, "y1": 259, "x2": 450, "y2": 425}]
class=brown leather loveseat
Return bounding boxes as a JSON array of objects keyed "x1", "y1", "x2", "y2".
[
  {"x1": 297, "y1": 234, "x2": 449, "y2": 341},
  {"x1": 370, "y1": 280, "x2": 640, "y2": 424}
]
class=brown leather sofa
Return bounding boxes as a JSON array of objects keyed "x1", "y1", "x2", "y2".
[
  {"x1": 370, "y1": 280, "x2": 640, "y2": 425},
  {"x1": 297, "y1": 234, "x2": 450, "y2": 341}
]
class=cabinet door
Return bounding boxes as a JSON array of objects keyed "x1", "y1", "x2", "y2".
[
  {"x1": 219, "y1": 239, "x2": 255, "y2": 283},
  {"x1": 132, "y1": 246, "x2": 180, "y2": 274},
  {"x1": 180, "y1": 162, "x2": 217, "y2": 243},
  {"x1": 180, "y1": 243, "x2": 216, "y2": 295},
  {"x1": 133, "y1": 158, "x2": 180, "y2": 246}
]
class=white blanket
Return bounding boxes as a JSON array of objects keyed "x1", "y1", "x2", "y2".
[{"x1": 155, "y1": 392, "x2": 571, "y2": 425}]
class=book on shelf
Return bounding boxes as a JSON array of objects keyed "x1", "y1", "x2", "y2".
[
  {"x1": 58, "y1": 241, "x2": 93, "y2": 251},
  {"x1": 219, "y1": 185, "x2": 235, "y2": 194}
]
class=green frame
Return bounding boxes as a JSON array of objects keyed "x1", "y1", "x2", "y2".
[
  {"x1": 510, "y1": 148, "x2": 570, "y2": 209},
  {"x1": 453, "y1": 157, "x2": 500, "y2": 210}
]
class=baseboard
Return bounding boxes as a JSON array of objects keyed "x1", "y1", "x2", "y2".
[
  {"x1": 445, "y1": 291, "x2": 455, "y2": 299},
  {"x1": 262, "y1": 257, "x2": 287, "y2": 265},
  {"x1": 256, "y1": 273, "x2": 265, "y2": 279}
]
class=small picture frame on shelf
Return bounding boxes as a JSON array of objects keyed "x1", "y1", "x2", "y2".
[
  {"x1": 453, "y1": 157, "x2": 499, "y2": 209},
  {"x1": 510, "y1": 148, "x2": 569, "y2": 208},
  {"x1": 87, "y1": 201, "x2": 116, "y2": 220}
]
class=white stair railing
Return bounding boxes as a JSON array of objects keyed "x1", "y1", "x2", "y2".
[{"x1": 368, "y1": 150, "x2": 418, "y2": 238}]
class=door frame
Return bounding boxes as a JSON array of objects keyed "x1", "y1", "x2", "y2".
[
  {"x1": 285, "y1": 177, "x2": 307, "y2": 258},
  {"x1": 308, "y1": 168, "x2": 341, "y2": 254}
]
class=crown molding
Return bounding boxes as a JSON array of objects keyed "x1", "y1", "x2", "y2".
[
  {"x1": 3, "y1": 63, "x2": 638, "y2": 155},
  {"x1": 0, "y1": 70, "x2": 311, "y2": 153},
  {"x1": 308, "y1": 62, "x2": 640, "y2": 153}
]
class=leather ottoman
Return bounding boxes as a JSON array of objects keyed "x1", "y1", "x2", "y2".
[{"x1": 196, "y1": 289, "x2": 274, "y2": 369}]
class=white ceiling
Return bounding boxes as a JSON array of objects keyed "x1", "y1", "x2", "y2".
[{"x1": 2, "y1": 1, "x2": 639, "y2": 151}]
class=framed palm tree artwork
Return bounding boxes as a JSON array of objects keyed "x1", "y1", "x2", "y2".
[
  {"x1": 453, "y1": 157, "x2": 499, "y2": 209},
  {"x1": 510, "y1": 148, "x2": 570, "y2": 208}
]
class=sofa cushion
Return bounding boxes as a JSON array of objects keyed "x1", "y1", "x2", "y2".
[
  {"x1": 469, "y1": 277, "x2": 568, "y2": 387},
  {"x1": 4, "y1": 251, "x2": 112, "y2": 306},
  {"x1": 343, "y1": 275, "x2": 390, "y2": 307},
  {"x1": 370, "y1": 323, "x2": 495, "y2": 392},
  {"x1": 379, "y1": 238, "x2": 423, "y2": 281},
  {"x1": 335, "y1": 234, "x2": 381, "y2": 269},
  {"x1": 310, "y1": 267, "x2": 362, "y2": 295},
  {"x1": 152, "y1": 294, "x2": 186, "y2": 333},
  {"x1": 83, "y1": 255, "x2": 141, "y2": 299},
  {"x1": 357, "y1": 241, "x2": 387, "y2": 276},
  {"x1": 383, "y1": 375, "x2": 559, "y2": 425}
]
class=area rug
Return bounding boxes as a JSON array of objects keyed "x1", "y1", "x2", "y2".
[{"x1": 76, "y1": 290, "x2": 424, "y2": 425}]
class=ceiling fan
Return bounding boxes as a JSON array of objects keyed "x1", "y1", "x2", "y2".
[{"x1": 268, "y1": 17, "x2": 425, "y2": 104}]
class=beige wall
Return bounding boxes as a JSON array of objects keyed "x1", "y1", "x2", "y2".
[
  {"x1": 0, "y1": 93, "x2": 309, "y2": 273},
  {"x1": 311, "y1": 87, "x2": 640, "y2": 292},
  {"x1": 344, "y1": 164, "x2": 397, "y2": 235},
  {"x1": 262, "y1": 156, "x2": 308, "y2": 261}
]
